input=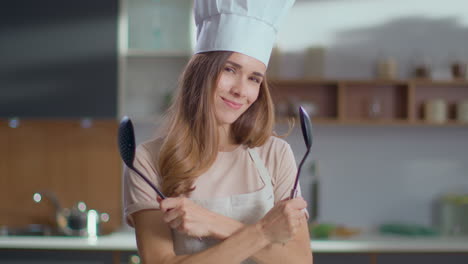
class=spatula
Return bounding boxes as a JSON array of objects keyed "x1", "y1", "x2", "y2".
[
  {"x1": 290, "y1": 106, "x2": 313, "y2": 199},
  {"x1": 118, "y1": 116, "x2": 166, "y2": 199}
]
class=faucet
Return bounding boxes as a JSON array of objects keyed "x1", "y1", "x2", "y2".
[
  {"x1": 33, "y1": 191, "x2": 109, "y2": 236},
  {"x1": 33, "y1": 191, "x2": 62, "y2": 211},
  {"x1": 33, "y1": 191, "x2": 68, "y2": 233}
]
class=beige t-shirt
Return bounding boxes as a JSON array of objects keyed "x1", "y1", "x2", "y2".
[{"x1": 124, "y1": 135, "x2": 304, "y2": 226}]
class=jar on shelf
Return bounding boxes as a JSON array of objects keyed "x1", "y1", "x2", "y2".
[
  {"x1": 414, "y1": 65, "x2": 431, "y2": 79},
  {"x1": 456, "y1": 100, "x2": 468, "y2": 124},
  {"x1": 410, "y1": 53, "x2": 432, "y2": 79},
  {"x1": 424, "y1": 99, "x2": 448, "y2": 123},
  {"x1": 451, "y1": 61, "x2": 467, "y2": 79}
]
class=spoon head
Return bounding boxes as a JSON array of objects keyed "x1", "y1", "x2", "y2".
[
  {"x1": 118, "y1": 116, "x2": 136, "y2": 168},
  {"x1": 299, "y1": 106, "x2": 313, "y2": 149}
]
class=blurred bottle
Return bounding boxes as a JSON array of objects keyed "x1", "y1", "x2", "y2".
[
  {"x1": 309, "y1": 160, "x2": 320, "y2": 223},
  {"x1": 304, "y1": 46, "x2": 325, "y2": 79},
  {"x1": 376, "y1": 57, "x2": 397, "y2": 80},
  {"x1": 436, "y1": 193, "x2": 468, "y2": 236},
  {"x1": 368, "y1": 97, "x2": 382, "y2": 119},
  {"x1": 267, "y1": 46, "x2": 281, "y2": 79}
]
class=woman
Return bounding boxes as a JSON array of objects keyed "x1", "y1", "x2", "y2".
[{"x1": 124, "y1": 0, "x2": 312, "y2": 263}]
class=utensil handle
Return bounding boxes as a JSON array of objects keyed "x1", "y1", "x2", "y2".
[
  {"x1": 290, "y1": 149, "x2": 309, "y2": 199},
  {"x1": 131, "y1": 166, "x2": 166, "y2": 199},
  {"x1": 290, "y1": 188, "x2": 298, "y2": 199}
]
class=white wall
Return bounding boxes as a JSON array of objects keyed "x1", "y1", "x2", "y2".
[
  {"x1": 285, "y1": 124, "x2": 468, "y2": 229},
  {"x1": 277, "y1": 0, "x2": 468, "y2": 79}
]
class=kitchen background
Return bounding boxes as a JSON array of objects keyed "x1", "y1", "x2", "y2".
[
  {"x1": 123, "y1": 0, "x2": 468, "y2": 232},
  {"x1": 1, "y1": 0, "x2": 468, "y2": 240}
]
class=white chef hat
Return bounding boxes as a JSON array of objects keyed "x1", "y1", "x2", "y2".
[{"x1": 194, "y1": 0, "x2": 295, "y2": 67}]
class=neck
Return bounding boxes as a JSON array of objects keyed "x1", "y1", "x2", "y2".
[{"x1": 218, "y1": 124, "x2": 235, "y2": 151}]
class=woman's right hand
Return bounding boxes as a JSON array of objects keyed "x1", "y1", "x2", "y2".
[{"x1": 258, "y1": 197, "x2": 307, "y2": 244}]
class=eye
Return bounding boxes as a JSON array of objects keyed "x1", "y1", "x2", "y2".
[
  {"x1": 249, "y1": 76, "x2": 261, "y2": 84},
  {"x1": 224, "y1": 66, "x2": 235, "y2": 73}
]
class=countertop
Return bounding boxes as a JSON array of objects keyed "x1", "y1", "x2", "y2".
[{"x1": 1, "y1": 230, "x2": 468, "y2": 253}]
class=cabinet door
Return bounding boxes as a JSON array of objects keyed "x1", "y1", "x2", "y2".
[
  {"x1": 0, "y1": 250, "x2": 114, "y2": 264},
  {"x1": 313, "y1": 253, "x2": 372, "y2": 264},
  {"x1": 378, "y1": 253, "x2": 468, "y2": 264},
  {"x1": 0, "y1": 0, "x2": 117, "y2": 118}
]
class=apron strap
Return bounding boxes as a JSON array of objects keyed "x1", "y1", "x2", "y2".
[{"x1": 247, "y1": 148, "x2": 273, "y2": 190}]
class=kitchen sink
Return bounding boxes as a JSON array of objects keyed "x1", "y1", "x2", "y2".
[{"x1": 0, "y1": 224, "x2": 66, "y2": 237}]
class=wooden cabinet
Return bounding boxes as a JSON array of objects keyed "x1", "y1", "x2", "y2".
[
  {"x1": 0, "y1": 250, "x2": 115, "y2": 264},
  {"x1": 2, "y1": 249, "x2": 468, "y2": 264},
  {"x1": 314, "y1": 252, "x2": 468, "y2": 264},
  {"x1": 314, "y1": 253, "x2": 374, "y2": 264},
  {"x1": 0, "y1": 119, "x2": 122, "y2": 234},
  {"x1": 377, "y1": 253, "x2": 468, "y2": 264},
  {"x1": 270, "y1": 79, "x2": 468, "y2": 126}
]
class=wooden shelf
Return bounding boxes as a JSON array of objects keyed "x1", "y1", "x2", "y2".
[
  {"x1": 270, "y1": 79, "x2": 468, "y2": 126},
  {"x1": 276, "y1": 117, "x2": 339, "y2": 125},
  {"x1": 410, "y1": 79, "x2": 468, "y2": 87}
]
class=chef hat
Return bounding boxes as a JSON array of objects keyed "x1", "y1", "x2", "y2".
[{"x1": 194, "y1": 0, "x2": 295, "y2": 67}]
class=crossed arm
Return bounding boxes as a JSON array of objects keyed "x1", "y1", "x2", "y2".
[{"x1": 133, "y1": 197, "x2": 312, "y2": 264}]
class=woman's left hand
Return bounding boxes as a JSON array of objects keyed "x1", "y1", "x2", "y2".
[{"x1": 158, "y1": 196, "x2": 216, "y2": 238}]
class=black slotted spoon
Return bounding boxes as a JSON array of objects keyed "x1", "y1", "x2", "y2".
[
  {"x1": 118, "y1": 116, "x2": 166, "y2": 199},
  {"x1": 290, "y1": 106, "x2": 313, "y2": 199}
]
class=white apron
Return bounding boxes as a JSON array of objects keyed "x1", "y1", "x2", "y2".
[{"x1": 172, "y1": 148, "x2": 275, "y2": 264}]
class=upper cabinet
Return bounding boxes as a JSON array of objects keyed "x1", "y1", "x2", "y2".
[
  {"x1": 118, "y1": 0, "x2": 193, "y2": 121},
  {"x1": 125, "y1": 0, "x2": 192, "y2": 55},
  {"x1": 0, "y1": 1, "x2": 118, "y2": 118}
]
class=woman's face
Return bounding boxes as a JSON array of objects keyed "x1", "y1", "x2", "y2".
[{"x1": 213, "y1": 52, "x2": 266, "y2": 126}]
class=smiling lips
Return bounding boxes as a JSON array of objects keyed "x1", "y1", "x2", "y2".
[{"x1": 221, "y1": 97, "x2": 243, "y2": 110}]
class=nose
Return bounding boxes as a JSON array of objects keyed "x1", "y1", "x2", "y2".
[{"x1": 229, "y1": 77, "x2": 248, "y2": 98}]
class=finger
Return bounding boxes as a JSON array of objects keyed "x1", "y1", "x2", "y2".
[
  {"x1": 163, "y1": 208, "x2": 182, "y2": 223},
  {"x1": 294, "y1": 210, "x2": 306, "y2": 221},
  {"x1": 169, "y1": 217, "x2": 183, "y2": 229},
  {"x1": 295, "y1": 215, "x2": 303, "y2": 227},
  {"x1": 288, "y1": 198, "x2": 307, "y2": 210},
  {"x1": 160, "y1": 197, "x2": 183, "y2": 212}
]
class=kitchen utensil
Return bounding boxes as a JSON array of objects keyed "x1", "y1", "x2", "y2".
[
  {"x1": 118, "y1": 116, "x2": 166, "y2": 199},
  {"x1": 290, "y1": 106, "x2": 313, "y2": 199}
]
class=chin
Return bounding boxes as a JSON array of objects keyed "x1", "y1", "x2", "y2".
[{"x1": 216, "y1": 113, "x2": 242, "y2": 125}]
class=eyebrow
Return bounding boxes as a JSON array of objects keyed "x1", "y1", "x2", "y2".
[{"x1": 226, "y1": 60, "x2": 264, "y2": 78}]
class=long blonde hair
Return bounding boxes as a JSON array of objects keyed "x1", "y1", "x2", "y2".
[{"x1": 158, "y1": 51, "x2": 276, "y2": 197}]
